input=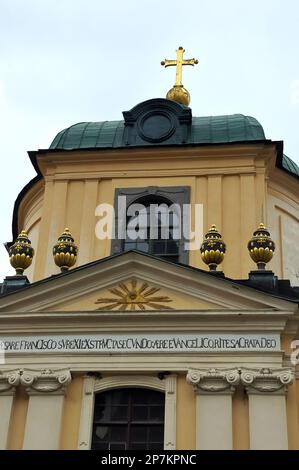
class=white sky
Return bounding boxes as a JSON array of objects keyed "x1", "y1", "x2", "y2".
[{"x1": 0, "y1": 0, "x2": 298, "y2": 281}]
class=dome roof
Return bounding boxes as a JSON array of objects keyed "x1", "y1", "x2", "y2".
[
  {"x1": 282, "y1": 154, "x2": 299, "y2": 178},
  {"x1": 49, "y1": 111, "x2": 298, "y2": 179},
  {"x1": 50, "y1": 114, "x2": 265, "y2": 150}
]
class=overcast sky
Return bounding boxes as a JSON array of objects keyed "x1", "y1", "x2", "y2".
[{"x1": 0, "y1": 0, "x2": 298, "y2": 281}]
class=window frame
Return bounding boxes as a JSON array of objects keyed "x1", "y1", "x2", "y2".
[
  {"x1": 111, "y1": 186, "x2": 190, "y2": 264},
  {"x1": 77, "y1": 375, "x2": 177, "y2": 451},
  {"x1": 91, "y1": 388, "x2": 165, "y2": 450}
]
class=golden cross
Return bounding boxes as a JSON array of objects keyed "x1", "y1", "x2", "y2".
[{"x1": 161, "y1": 46, "x2": 198, "y2": 87}]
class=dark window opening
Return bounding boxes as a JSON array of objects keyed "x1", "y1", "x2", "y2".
[
  {"x1": 111, "y1": 186, "x2": 190, "y2": 264},
  {"x1": 91, "y1": 388, "x2": 165, "y2": 450},
  {"x1": 124, "y1": 196, "x2": 180, "y2": 263}
]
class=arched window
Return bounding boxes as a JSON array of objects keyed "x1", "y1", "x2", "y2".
[
  {"x1": 124, "y1": 196, "x2": 180, "y2": 263},
  {"x1": 91, "y1": 388, "x2": 165, "y2": 450},
  {"x1": 111, "y1": 186, "x2": 190, "y2": 264}
]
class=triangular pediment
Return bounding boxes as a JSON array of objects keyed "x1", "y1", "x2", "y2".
[
  {"x1": 0, "y1": 252, "x2": 295, "y2": 314},
  {"x1": 48, "y1": 276, "x2": 222, "y2": 312}
]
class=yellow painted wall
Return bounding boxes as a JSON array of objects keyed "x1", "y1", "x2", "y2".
[
  {"x1": 267, "y1": 187, "x2": 299, "y2": 286},
  {"x1": 6, "y1": 387, "x2": 29, "y2": 450},
  {"x1": 176, "y1": 375, "x2": 196, "y2": 449},
  {"x1": 18, "y1": 144, "x2": 298, "y2": 284},
  {"x1": 5, "y1": 376, "x2": 83, "y2": 450},
  {"x1": 5, "y1": 372, "x2": 298, "y2": 450},
  {"x1": 10, "y1": 141, "x2": 299, "y2": 451},
  {"x1": 232, "y1": 386, "x2": 249, "y2": 450},
  {"x1": 48, "y1": 281, "x2": 226, "y2": 312},
  {"x1": 59, "y1": 374, "x2": 84, "y2": 450}
]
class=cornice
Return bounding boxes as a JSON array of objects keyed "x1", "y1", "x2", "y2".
[
  {"x1": 35, "y1": 142, "x2": 271, "y2": 163},
  {"x1": 0, "y1": 252, "x2": 296, "y2": 314},
  {"x1": 0, "y1": 309, "x2": 291, "y2": 335},
  {"x1": 46, "y1": 167, "x2": 260, "y2": 181},
  {"x1": 0, "y1": 354, "x2": 283, "y2": 374}
]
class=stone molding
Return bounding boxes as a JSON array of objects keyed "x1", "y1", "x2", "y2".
[
  {"x1": 78, "y1": 374, "x2": 177, "y2": 450},
  {"x1": 0, "y1": 370, "x2": 20, "y2": 395},
  {"x1": 186, "y1": 368, "x2": 240, "y2": 395},
  {"x1": 94, "y1": 375, "x2": 165, "y2": 394},
  {"x1": 111, "y1": 186, "x2": 190, "y2": 264},
  {"x1": 20, "y1": 368, "x2": 72, "y2": 395},
  {"x1": 240, "y1": 367, "x2": 294, "y2": 395},
  {"x1": 187, "y1": 367, "x2": 294, "y2": 395}
]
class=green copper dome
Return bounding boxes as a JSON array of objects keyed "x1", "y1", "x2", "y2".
[
  {"x1": 282, "y1": 154, "x2": 299, "y2": 178},
  {"x1": 49, "y1": 111, "x2": 298, "y2": 179},
  {"x1": 50, "y1": 114, "x2": 265, "y2": 150}
]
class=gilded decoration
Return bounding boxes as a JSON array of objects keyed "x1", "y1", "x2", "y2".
[
  {"x1": 8, "y1": 230, "x2": 34, "y2": 275},
  {"x1": 95, "y1": 279, "x2": 173, "y2": 311},
  {"x1": 200, "y1": 224, "x2": 226, "y2": 271},
  {"x1": 53, "y1": 228, "x2": 78, "y2": 272},
  {"x1": 161, "y1": 46, "x2": 198, "y2": 106},
  {"x1": 247, "y1": 223, "x2": 275, "y2": 270}
]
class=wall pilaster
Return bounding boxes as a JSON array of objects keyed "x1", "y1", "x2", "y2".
[
  {"x1": 21, "y1": 369, "x2": 71, "y2": 450},
  {"x1": 187, "y1": 368, "x2": 240, "y2": 449},
  {"x1": 0, "y1": 370, "x2": 20, "y2": 449},
  {"x1": 241, "y1": 367, "x2": 293, "y2": 450}
]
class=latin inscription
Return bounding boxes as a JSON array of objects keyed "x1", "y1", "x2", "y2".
[{"x1": 0, "y1": 333, "x2": 280, "y2": 354}]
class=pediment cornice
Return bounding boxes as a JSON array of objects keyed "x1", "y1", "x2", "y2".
[{"x1": 0, "y1": 252, "x2": 297, "y2": 317}]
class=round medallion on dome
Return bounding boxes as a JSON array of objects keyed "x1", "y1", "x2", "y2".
[{"x1": 137, "y1": 110, "x2": 176, "y2": 143}]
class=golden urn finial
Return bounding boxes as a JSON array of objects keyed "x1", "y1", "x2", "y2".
[
  {"x1": 248, "y1": 223, "x2": 275, "y2": 270},
  {"x1": 200, "y1": 225, "x2": 226, "y2": 271},
  {"x1": 161, "y1": 46, "x2": 198, "y2": 106},
  {"x1": 8, "y1": 230, "x2": 34, "y2": 275},
  {"x1": 53, "y1": 228, "x2": 78, "y2": 273}
]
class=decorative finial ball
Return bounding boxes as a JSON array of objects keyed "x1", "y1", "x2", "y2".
[
  {"x1": 9, "y1": 230, "x2": 34, "y2": 275},
  {"x1": 200, "y1": 225, "x2": 226, "y2": 271},
  {"x1": 247, "y1": 223, "x2": 275, "y2": 270},
  {"x1": 166, "y1": 85, "x2": 190, "y2": 106},
  {"x1": 53, "y1": 228, "x2": 78, "y2": 273}
]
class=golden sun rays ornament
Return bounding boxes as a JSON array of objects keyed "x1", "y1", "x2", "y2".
[{"x1": 95, "y1": 279, "x2": 173, "y2": 311}]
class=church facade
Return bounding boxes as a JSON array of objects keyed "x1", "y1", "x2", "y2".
[{"x1": 0, "y1": 49, "x2": 299, "y2": 450}]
